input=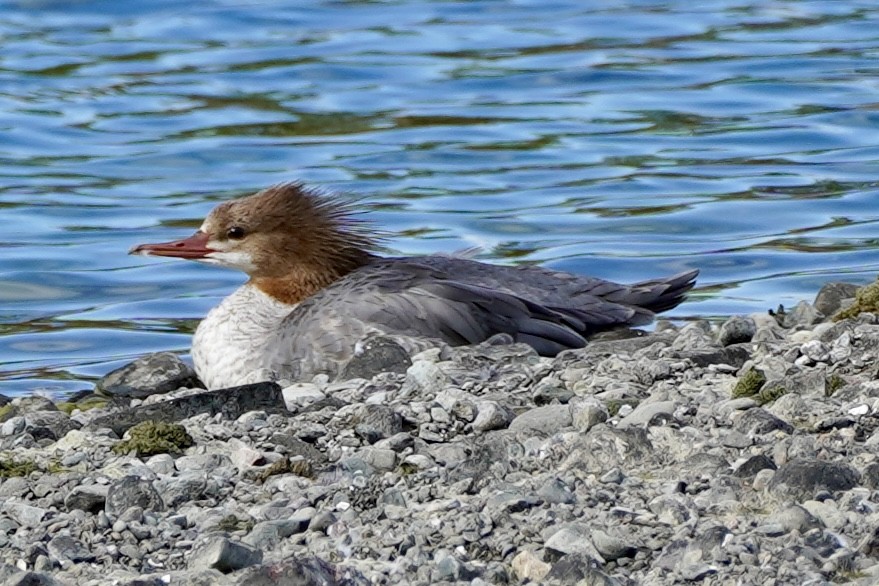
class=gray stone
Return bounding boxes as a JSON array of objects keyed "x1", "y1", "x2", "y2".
[
  {"x1": 719, "y1": 316, "x2": 756, "y2": 346},
  {"x1": 472, "y1": 401, "x2": 515, "y2": 432},
  {"x1": 353, "y1": 405, "x2": 403, "y2": 444},
  {"x1": 188, "y1": 534, "x2": 263, "y2": 573},
  {"x1": 64, "y1": 485, "x2": 108, "y2": 513},
  {"x1": 569, "y1": 397, "x2": 607, "y2": 433},
  {"x1": 23, "y1": 410, "x2": 80, "y2": 442},
  {"x1": 105, "y1": 476, "x2": 165, "y2": 518},
  {"x1": 339, "y1": 336, "x2": 412, "y2": 380},
  {"x1": 733, "y1": 408, "x2": 794, "y2": 436},
  {"x1": 89, "y1": 382, "x2": 287, "y2": 436},
  {"x1": 0, "y1": 416, "x2": 25, "y2": 436},
  {"x1": 779, "y1": 300, "x2": 822, "y2": 328},
  {"x1": 1, "y1": 571, "x2": 61, "y2": 586},
  {"x1": 404, "y1": 361, "x2": 451, "y2": 395},
  {"x1": 617, "y1": 400, "x2": 676, "y2": 428},
  {"x1": 46, "y1": 535, "x2": 94, "y2": 563},
  {"x1": 96, "y1": 351, "x2": 201, "y2": 399},
  {"x1": 769, "y1": 459, "x2": 860, "y2": 500},
  {"x1": 733, "y1": 455, "x2": 776, "y2": 478},
  {"x1": 235, "y1": 556, "x2": 354, "y2": 585},
  {"x1": 281, "y1": 383, "x2": 326, "y2": 410},
  {"x1": 359, "y1": 447, "x2": 396, "y2": 471},
  {"x1": 544, "y1": 525, "x2": 605, "y2": 563},
  {"x1": 814, "y1": 282, "x2": 860, "y2": 317},
  {"x1": 537, "y1": 477, "x2": 576, "y2": 505},
  {"x1": 509, "y1": 404, "x2": 572, "y2": 435},
  {"x1": 545, "y1": 553, "x2": 614, "y2": 585},
  {"x1": 155, "y1": 472, "x2": 209, "y2": 508},
  {"x1": 308, "y1": 511, "x2": 337, "y2": 534},
  {"x1": 5, "y1": 502, "x2": 49, "y2": 526},
  {"x1": 591, "y1": 529, "x2": 638, "y2": 561}
]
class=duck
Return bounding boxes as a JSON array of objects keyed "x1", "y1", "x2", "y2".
[{"x1": 131, "y1": 182, "x2": 698, "y2": 389}]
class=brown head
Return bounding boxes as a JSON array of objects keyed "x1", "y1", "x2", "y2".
[{"x1": 131, "y1": 182, "x2": 380, "y2": 303}]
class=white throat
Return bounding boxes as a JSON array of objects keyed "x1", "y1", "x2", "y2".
[{"x1": 192, "y1": 284, "x2": 294, "y2": 389}]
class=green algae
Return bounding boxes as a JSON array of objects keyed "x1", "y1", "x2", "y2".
[
  {"x1": 833, "y1": 278, "x2": 879, "y2": 321},
  {"x1": 112, "y1": 421, "x2": 193, "y2": 457},
  {"x1": 731, "y1": 369, "x2": 766, "y2": 399}
]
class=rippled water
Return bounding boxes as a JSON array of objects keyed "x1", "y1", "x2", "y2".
[{"x1": 2, "y1": 0, "x2": 879, "y2": 397}]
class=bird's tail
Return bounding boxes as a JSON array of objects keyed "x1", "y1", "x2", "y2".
[{"x1": 629, "y1": 268, "x2": 699, "y2": 315}]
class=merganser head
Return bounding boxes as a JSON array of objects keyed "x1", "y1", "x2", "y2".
[{"x1": 131, "y1": 182, "x2": 379, "y2": 283}]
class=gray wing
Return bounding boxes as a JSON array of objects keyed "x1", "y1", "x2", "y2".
[{"x1": 276, "y1": 261, "x2": 657, "y2": 378}]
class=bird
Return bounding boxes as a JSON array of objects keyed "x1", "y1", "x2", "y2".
[{"x1": 131, "y1": 182, "x2": 698, "y2": 389}]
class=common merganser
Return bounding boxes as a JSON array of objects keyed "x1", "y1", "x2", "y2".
[{"x1": 131, "y1": 183, "x2": 698, "y2": 389}]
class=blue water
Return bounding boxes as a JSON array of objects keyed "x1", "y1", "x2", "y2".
[{"x1": 2, "y1": 0, "x2": 879, "y2": 397}]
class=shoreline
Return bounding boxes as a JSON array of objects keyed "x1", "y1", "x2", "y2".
[{"x1": 1, "y1": 278, "x2": 879, "y2": 584}]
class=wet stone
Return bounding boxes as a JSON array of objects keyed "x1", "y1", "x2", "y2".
[{"x1": 96, "y1": 352, "x2": 201, "y2": 399}]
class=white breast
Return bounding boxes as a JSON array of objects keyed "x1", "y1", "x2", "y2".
[{"x1": 192, "y1": 285, "x2": 295, "y2": 389}]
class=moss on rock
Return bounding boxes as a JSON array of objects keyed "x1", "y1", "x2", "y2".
[
  {"x1": 0, "y1": 458, "x2": 37, "y2": 477},
  {"x1": 732, "y1": 368, "x2": 766, "y2": 399},
  {"x1": 834, "y1": 278, "x2": 879, "y2": 321},
  {"x1": 112, "y1": 420, "x2": 194, "y2": 457}
]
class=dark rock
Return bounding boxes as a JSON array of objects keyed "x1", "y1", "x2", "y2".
[
  {"x1": 105, "y1": 476, "x2": 165, "y2": 518},
  {"x1": 338, "y1": 336, "x2": 412, "y2": 380},
  {"x1": 64, "y1": 485, "x2": 108, "y2": 513},
  {"x1": 679, "y1": 344, "x2": 751, "y2": 369},
  {"x1": 300, "y1": 396, "x2": 347, "y2": 414},
  {"x1": 96, "y1": 352, "x2": 201, "y2": 399},
  {"x1": 353, "y1": 405, "x2": 403, "y2": 444},
  {"x1": 733, "y1": 408, "x2": 793, "y2": 436},
  {"x1": 188, "y1": 534, "x2": 262, "y2": 573},
  {"x1": 718, "y1": 316, "x2": 756, "y2": 346},
  {"x1": 545, "y1": 553, "x2": 615, "y2": 585},
  {"x1": 814, "y1": 282, "x2": 860, "y2": 317},
  {"x1": 46, "y1": 535, "x2": 94, "y2": 563},
  {"x1": 803, "y1": 528, "x2": 846, "y2": 558},
  {"x1": 769, "y1": 458, "x2": 860, "y2": 500},
  {"x1": 533, "y1": 384, "x2": 575, "y2": 405},
  {"x1": 734, "y1": 455, "x2": 777, "y2": 478},
  {"x1": 862, "y1": 462, "x2": 879, "y2": 490},
  {"x1": 268, "y1": 433, "x2": 326, "y2": 463},
  {"x1": 236, "y1": 556, "x2": 358, "y2": 586},
  {"x1": 89, "y1": 382, "x2": 286, "y2": 436}
]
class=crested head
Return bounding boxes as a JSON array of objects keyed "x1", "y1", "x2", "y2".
[
  {"x1": 201, "y1": 182, "x2": 379, "y2": 276},
  {"x1": 132, "y1": 182, "x2": 381, "y2": 304}
]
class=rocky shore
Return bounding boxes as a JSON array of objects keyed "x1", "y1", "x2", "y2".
[{"x1": 3, "y1": 279, "x2": 879, "y2": 585}]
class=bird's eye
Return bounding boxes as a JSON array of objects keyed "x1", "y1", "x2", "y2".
[{"x1": 226, "y1": 226, "x2": 246, "y2": 240}]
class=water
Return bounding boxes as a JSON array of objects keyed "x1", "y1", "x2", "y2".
[{"x1": 2, "y1": 0, "x2": 879, "y2": 397}]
